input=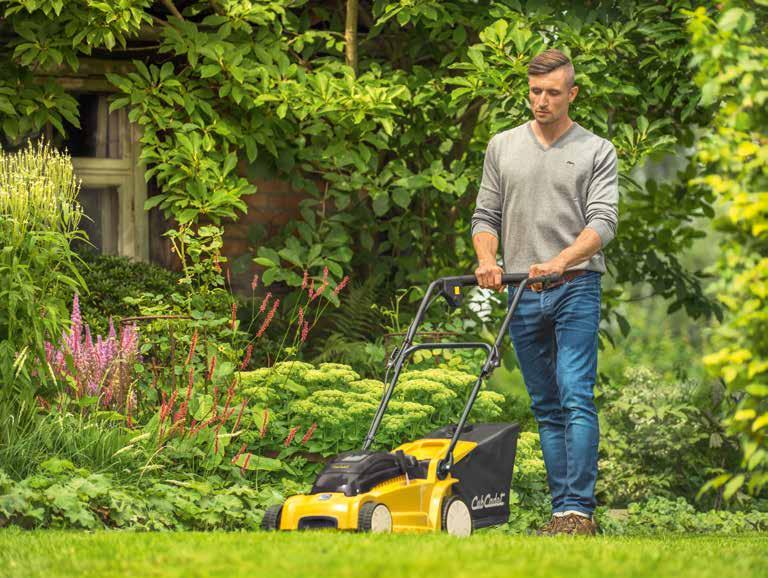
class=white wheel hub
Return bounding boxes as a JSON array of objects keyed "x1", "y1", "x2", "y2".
[
  {"x1": 370, "y1": 504, "x2": 393, "y2": 533},
  {"x1": 445, "y1": 499, "x2": 472, "y2": 537}
]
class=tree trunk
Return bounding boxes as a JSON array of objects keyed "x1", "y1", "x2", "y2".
[{"x1": 345, "y1": 0, "x2": 359, "y2": 74}]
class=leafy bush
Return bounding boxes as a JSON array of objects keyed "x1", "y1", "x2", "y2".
[
  {"x1": 504, "y1": 431, "x2": 551, "y2": 534},
  {"x1": 74, "y1": 250, "x2": 182, "y2": 335},
  {"x1": 0, "y1": 458, "x2": 304, "y2": 531},
  {"x1": 239, "y1": 362, "x2": 506, "y2": 455},
  {"x1": 597, "y1": 496, "x2": 768, "y2": 535},
  {"x1": 597, "y1": 367, "x2": 738, "y2": 506}
]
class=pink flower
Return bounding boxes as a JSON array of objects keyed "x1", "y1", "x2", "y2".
[
  {"x1": 256, "y1": 298, "x2": 280, "y2": 338},
  {"x1": 230, "y1": 302, "x2": 237, "y2": 330},
  {"x1": 232, "y1": 398, "x2": 248, "y2": 432},
  {"x1": 251, "y1": 273, "x2": 259, "y2": 291},
  {"x1": 298, "y1": 306, "x2": 304, "y2": 328},
  {"x1": 207, "y1": 354, "x2": 217, "y2": 382},
  {"x1": 333, "y1": 275, "x2": 350, "y2": 295},
  {"x1": 301, "y1": 270, "x2": 308, "y2": 290},
  {"x1": 283, "y1": 425, "x2": 299, "y2": 447},
  {"x1": 308, "y1": 279, "x2": 315, "y2": 300},
  {"x1": 186, "y1": 329, "x2": 198, "y2": 365},
  {"x1": 231, "y1": 443, "x2": 248, "y2": 464},
  {"x1": 301, "y1": 423, "x2": 317, "y2": 445},
  {"x1": 311, "y1": 284, "x2": 326, "y2": 302},
  {"x1": 258, "y1": 292, "x2": 272, "y2": 314},
  {"x1": 240, "y1": 452, "x2": 252, "y2": 474},
  {"x1": 300, "y1": 320, "x2": 310, "y2": 343},
  {"x1": 240, "y1": 343, "x2": 253, "y2": 370},
  {"x1": 322, "y1": 266, "x2": 328, "y2": 285}
]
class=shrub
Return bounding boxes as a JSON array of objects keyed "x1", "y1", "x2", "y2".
[
  {"x1": 0, "y1": 459, "x2": 304, "y2": 531},
  {"x1": 597, "y1": 367, "x2": 738, "y2": 506},
  {"x1": 0, "y1": 141, "x2": 87, "y2": 407},
  {"x1": 596, "y1": 496, "x2": 768, "y2": 535},
  {"x1": 74, "y1": 250, "x2": 182, "y2": 335}
]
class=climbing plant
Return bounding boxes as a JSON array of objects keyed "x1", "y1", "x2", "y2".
[{"x1": 0, "y1": 0, "x2": 720, "y2": 324}]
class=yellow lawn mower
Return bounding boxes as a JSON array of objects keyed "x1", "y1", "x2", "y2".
[{"x1": 260, "y1": 272, "x2": 560, "y2": 536}]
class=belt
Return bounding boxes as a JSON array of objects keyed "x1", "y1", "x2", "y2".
[{"x1": 512, "y1": 269, "x2": 587, "y2": 292}]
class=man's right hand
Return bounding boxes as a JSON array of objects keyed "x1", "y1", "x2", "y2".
[{"x1": 474, "y1": 260, "x2": 505, "y2": 292}]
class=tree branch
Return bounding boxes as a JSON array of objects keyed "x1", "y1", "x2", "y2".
[
  {"x1": 345, "y1": 0, "x2": 358, "y2": 74},
  {"x1": 160, "y1": 0, "x2": 185, "y2": 20}
]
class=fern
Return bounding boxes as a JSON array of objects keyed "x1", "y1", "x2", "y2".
[{"x1": 309, "y1": 274, "x2": 388, "y2": 376}]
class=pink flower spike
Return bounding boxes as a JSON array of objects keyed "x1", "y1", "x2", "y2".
[
  {"x1": 301, "y1": 270, "x2": 308, "y2": 290},
  {"x1": 258, "y1": 292, "x2": 272, "y2": 314},
  {"x1": 207, "y1": 354, "x2": 217, "y2": 382},
  {"x1": 333, "y1": 275, "x2": 350, "y2": 295},
  {"x1": 186, "y1": 329, "x2": 198, "y2": 365},
  {"x1": 240, "y1": 343, "x2": 253, "y2": 370},
  {"x1": 300, "y1": 320, "x2": 310, "y2": 343},
  {"x1": 251, "y1": 273, "x2": 259, "y2": 291},
  {"x1": 301, "y1": 423, "x2": 318, "y2": 445},
  {"x1": 256, "y1": 298, "x2": 280, "y2": 338},
  {"x1": 283, "y1": 425, "x2": 299, "y2": 447}
]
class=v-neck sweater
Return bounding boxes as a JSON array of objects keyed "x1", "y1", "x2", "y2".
[{"x1": 471, "y1": 120, "x2": 619, "y2": 274}]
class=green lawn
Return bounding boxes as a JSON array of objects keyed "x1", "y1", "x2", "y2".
[{"x1": 0, "y1": 530, "x2": 766, "y2": 578}]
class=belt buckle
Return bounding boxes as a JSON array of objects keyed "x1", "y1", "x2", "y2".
[{"x1": 532, "y1": 277, "x2": 564, "y2": 293}]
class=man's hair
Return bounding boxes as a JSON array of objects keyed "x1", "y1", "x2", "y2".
[{"x1": 528, "y1": 49, "x2": 575, "y2": 88}]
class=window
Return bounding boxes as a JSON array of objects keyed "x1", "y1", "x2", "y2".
[{"x1": 50, "y1": 92, "x2": 148, "y2": 259}]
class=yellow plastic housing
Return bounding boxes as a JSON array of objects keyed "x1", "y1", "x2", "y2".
[{"x1": 279, "y1": 438, "x2": 477, "y2": 532}]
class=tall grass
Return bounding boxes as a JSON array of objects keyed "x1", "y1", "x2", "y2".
[
  {"x1": 0, "y1": 402, "x2": 140, "y2": 481},
  {"x1": 0, "y1": 140, "x2": 88, "y2": 409}
]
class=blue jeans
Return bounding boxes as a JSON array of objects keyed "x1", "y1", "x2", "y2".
[{"x1": 507, "y1": 271, "x2": 601, "y2": 516}]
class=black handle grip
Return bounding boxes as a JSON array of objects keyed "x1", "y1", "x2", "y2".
[{"x1": 442, "y1": 273, "x2": 563, "y2": 287}]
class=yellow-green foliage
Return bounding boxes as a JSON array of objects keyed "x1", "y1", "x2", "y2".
[
  {"x1": 238, "y1": 362, "x2": 506, "y2": 445},
  {"x1": 687, "y1": 4, "x2": 768, "y2": 496}
]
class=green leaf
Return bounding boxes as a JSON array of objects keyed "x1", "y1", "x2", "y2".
[
  {"x1": 233, "y1": 454, "x2": 282, "y2": 471},
  {"x1": 253, "y1": 257, "x2": 277, "y2": 267}
]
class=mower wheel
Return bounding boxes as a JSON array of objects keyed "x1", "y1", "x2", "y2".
[
  {"x1": 358, "y1": 502, "x2": 392, "y2": 533},
  {"x1": 261, "y1": 504, "x2": 282, "y2": 531},
  {"x1": 441, "y1": 496, "x2": 473, "y2": 537}
]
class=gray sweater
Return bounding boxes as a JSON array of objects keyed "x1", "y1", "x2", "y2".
[{"x1": 471, "y1": 121, "x2": 619, "y2": 274}]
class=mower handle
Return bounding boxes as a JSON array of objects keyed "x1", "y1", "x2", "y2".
[
  {"x1": 441, "y1": 273, "x2": 562, "y2": 287},
  {"x1": 362, "y1": 271, "x2": 563, "y2": 456}
]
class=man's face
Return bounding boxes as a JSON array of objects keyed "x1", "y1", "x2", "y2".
[{"x1": 528, "y1": 67, "x2": 578, "y2": 125}]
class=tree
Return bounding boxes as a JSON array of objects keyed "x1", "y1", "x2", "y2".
[
  {"x1": 688, "y1": 2, "x2": 768, "y2": 497},
  {"x1": 0, "y1": 1, "x2": 719, "y2": 327}
]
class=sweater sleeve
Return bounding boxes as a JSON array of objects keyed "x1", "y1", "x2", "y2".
[
  {"x1": 585, "y1": 139, "x2": 619, "y2": 247},
  {"x1": 471, "y1": 136, "x2": 503, "y2": 239}
]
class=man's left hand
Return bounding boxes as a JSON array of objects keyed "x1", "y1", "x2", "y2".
[{"x1": 529, "y1": 258, "x2": 567, "y2": 291}]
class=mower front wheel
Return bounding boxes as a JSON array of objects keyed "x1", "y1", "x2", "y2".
[
  {"x1": 441, "y1": 496, "x2": 473, "y2": 537},
  {"x1": 358, "y1": 502, "x2": 392, "y2": 533},
  {"x1": 261, "y1": 504, "x2": 283, "y2": 531}
]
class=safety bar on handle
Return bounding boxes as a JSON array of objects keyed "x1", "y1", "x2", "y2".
[{"x1": 361, "y1": 273, "x2": 562, "y2": 455}]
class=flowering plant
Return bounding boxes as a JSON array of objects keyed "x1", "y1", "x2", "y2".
[{"x1": 45, "y1": 293, "x2": 140, "y2": 416}]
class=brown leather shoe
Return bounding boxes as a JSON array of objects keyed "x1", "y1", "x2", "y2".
[
  {"x1": 558, "y1": 513, "x2": 598, "y2": 536},
  {"x1": 535, "y1": 516, "x2": 565, "y2": 536}
]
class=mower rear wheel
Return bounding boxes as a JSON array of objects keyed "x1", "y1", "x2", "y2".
[
  {"x1": 358, "y1": 502, "x2": 392, "y2": 533},
  {"x1": 261, "y1": 504, "x2": 282, "y2": 531},
  {"x1": 442, "y1": 496, "x2": 473, "y2": 537}
]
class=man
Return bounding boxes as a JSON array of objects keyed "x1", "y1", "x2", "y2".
[{"x1": 471, "y1": 49, "x2": 619, "y2": 536}]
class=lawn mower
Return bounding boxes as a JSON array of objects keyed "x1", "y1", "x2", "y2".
[{"x1": 260, "y1": 272, "x2": 561, "y2": 536}]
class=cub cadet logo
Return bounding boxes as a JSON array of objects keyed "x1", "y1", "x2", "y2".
[{"x1": 471, "y1": 492, "x2": 506, "y2": 510}]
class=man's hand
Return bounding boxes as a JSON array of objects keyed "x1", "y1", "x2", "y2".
[
  {"x1": 528, "y1": 258, "x2": 567, "y2": 291},
  {"x1": 475, "y1": 260, "x2": 505, "y2": 292}
]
